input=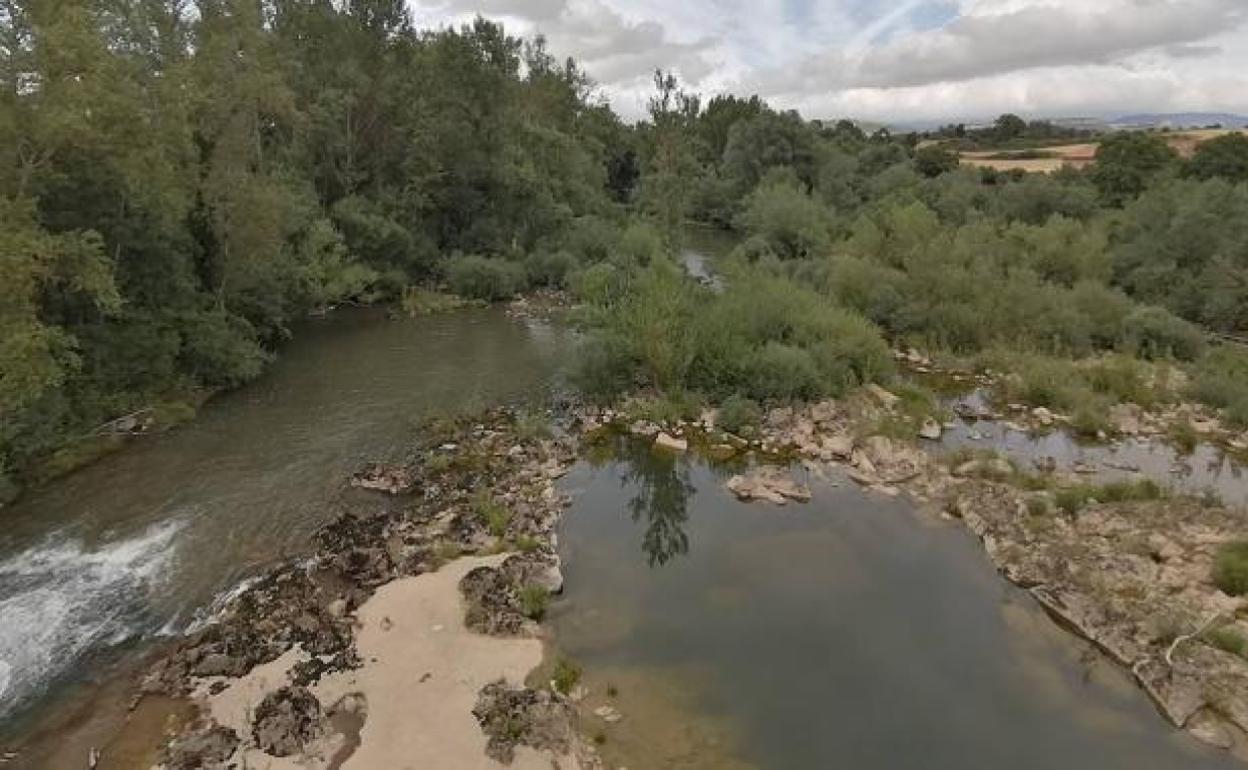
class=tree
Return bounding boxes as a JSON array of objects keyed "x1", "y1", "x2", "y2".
[
  {"x1": 639, "y1": 70, "x2": 702, "y2": 240},
  {"x1": 1091, "y1": 132, "x2": 1178, "y2": 204},
  {"x1": 1187, "y1": 133, "x2": 1248, "y2": 183},
  {"x1": 993, "y1": 113, "x2": 1027, "y2": 142},
  {"x1": 914, "y1": 145, "x2": 960, "y2": 177}
]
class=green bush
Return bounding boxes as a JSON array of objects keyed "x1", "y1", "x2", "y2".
[
  {"x1": 1190, "y1": 348, "x2": 1248, "y2": 427},
  {"x1": 1119, "y1": 306, "x2": 1205, "y2": 361},
  {"x1": 742, "y1": 343, "x2": 823, "y2": 401},
  {"x1": 551, "y1": 657, "x2": 582, "y2": 695},
  {"x1": 472, "y1": 492, "x2": 512, "y2": 537},
  {"x1": 1212, "y1": 541, "x2": 1248, "y2": 596},
  {"x1": 1202, "y1": 626, "x2": 1248, "y2": 658},
  {"x1": 525, "y1": 250, "x2": 577, "y2": 288},
  {"x1": 445, "y1": 255, "x2": 526, "y2": 301},
  {"x1": 717, "y1": 395, "x2": 762, "y2": 436},
  {"x1": 518, "y1": 583, "x2": 550, "y2": 620}
]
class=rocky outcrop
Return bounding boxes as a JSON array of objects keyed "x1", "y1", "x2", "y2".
[
  {"x1": 146, "y1": 408, "x2": 582, "y2": 766},
  {"x1": 726, "y1": 468, "x2": 811, "y2": 504},
  {"x1": 473, "y1": 680, "x2": 577, "y2": 764},
  {"x1": 161, "y1": 723, "x2": 239, "y2": 770},
  {"x1": 252, "y1": 686, "x2": 325, "y2": 757}
]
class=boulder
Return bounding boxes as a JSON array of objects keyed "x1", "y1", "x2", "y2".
[
  {"x1": 822, "y1": 434, "x2": 854, "y2": 460},
  {"x1": 252, "y1": 686, "x2": 324, "y2": 757},
  {"x1": 726, "y1": 468, "x2": 811, "y2": 505},
  {"x1": 654, "y1": 432, "x2": 688, "y2": 453},
  {"x1": 866, "y1": 384, "x2": 899, "y2": 408},
  {"x1": 918, "y1": 418, "x2": 942, "y2": 440}
]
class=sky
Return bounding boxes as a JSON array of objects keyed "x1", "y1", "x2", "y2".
[{"x1": 408, "y1": 0, "x2": 1248, "y2": 124}]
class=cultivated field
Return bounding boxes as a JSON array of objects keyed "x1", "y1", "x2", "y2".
[{"x1": 958, "y1": 129, "x2": 1246, "y2": 174}]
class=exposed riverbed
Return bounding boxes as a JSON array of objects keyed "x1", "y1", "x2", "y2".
[{"x1": 0, "y1": 307, "x2": 570, "y2": 756}]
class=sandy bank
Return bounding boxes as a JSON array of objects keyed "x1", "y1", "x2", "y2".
[{"x1": 197, "y1": 554, "x2": 565, "y2": 769}]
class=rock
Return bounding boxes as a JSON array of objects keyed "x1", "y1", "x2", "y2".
[
  {"x1": 726, "y1": 468, "x2": 811, "y2": 505},
  {"x1": 822, "y1": 434, "x2": 854, "y2": 460},
  {"x1": 474, "y1": 681, "x2": 575, "y2": 764},
  {"x1": 326, "y1": 598, "x2": 348, "y2": 619},
  {"x1": 194, "y1": 653, "x2": 241, "y2": 678},
  {"x1": 593, "y1": 705, "x2": 624, "y2": 723},
  {"x1": 654, "y1": 432, "x2": 688, "y2": 453},
  {"x1": 918, "y1": 418, "x2": 942, "y2": 440},
  {"x1": 162, "y1": 724, "x2": 239, "y2": 770},
  {"x1": 953, "y1": 457, "x2": 1012, "y2": 479},
  {"x1": 1147, "y1": 534, "x2": 1184, "y2": 563},
  {"x1": 350, "y1": 462, "x2": 417, "y2": 495},
  {"x1": 1109, "y1": 404, "x2": 1142, "y2": 436},
  {"x1": 1187, "y1": 711, "x2": 1235, "y2": 750},
  {"x1": 628, "y1": 420, "x2": 660, "y2": 438},
  {"x1": 1032, "y1": 406, "x2": 1055, "y2": 426},
  {"x1": 866, "y1": 384, "x2": 899, "y2": 408},
  {"x1": 252, "y1": 686, "x2": 324, "y2": 757}
]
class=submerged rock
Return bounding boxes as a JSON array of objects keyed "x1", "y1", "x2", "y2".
[
  {"x1": 349, "y1": 462, "x2": 418, "y2": 494},
  {"x1": 726, "y1": 468, "x2": 811, "y2": 505},
  {"x1": 654, "y1": 432, "x2": 688, "y2": 452},
  {"x1": 918, "y1": 418, "x2": 942, "y2": 440}
]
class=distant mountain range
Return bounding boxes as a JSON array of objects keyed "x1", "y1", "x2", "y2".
[
  {"x1": 887, "y1": 112, "x2": 1248, "y2": 133},
  {"x1": 1110, "y1": 113, "x2": 1248, "y2": 129}
]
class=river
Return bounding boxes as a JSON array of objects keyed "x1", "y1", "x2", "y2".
[
  {"x1": 551, "y1": 437, "x2": 1241, "y2": 769},
  {"x1": 0, "y1": 307, "x2": 571, "y2": 754},
  {"x1": 1, "y1": 241, "x2": 1243, "y2": 769}
]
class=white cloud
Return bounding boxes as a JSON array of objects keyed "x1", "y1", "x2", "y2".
[{"x1": 407, "y1": 0, "x2": 1248, "y2": 122}]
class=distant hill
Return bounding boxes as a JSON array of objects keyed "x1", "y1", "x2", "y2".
[{"x1": 1112, "y1": 113, "x2": 1248, "y2": 129}]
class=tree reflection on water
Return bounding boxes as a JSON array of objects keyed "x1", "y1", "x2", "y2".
[{"x1": 612, "y1": 437, "x2": 695, "y2": 567}]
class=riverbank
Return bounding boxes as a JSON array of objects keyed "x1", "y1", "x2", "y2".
[
  {"x1": 127, "y1": 408, "x2": 597, "y2": 768},
  {"x1": 590, "y1": 383, "x2": 1248, "y2": 756}
]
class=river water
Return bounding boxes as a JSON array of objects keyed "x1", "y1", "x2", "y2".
[
  {"x1": 552, "y1": 438, "x2": 1241, "y2": 769},
  {"x1": 0, "y1": 307, "x2": 570, "y2": 744},
  {"x1": 2, "y1": 239, "x2": 1244, "y2": 769}
]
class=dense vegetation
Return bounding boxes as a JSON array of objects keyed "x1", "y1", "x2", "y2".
[
  {"x1": 1, "y1": 2, "x2": 643, "y2": 497},
  {"x1": 570, "y1": 79, "x2": 1248, "y2": 435},
  {"x1": 6, "y1": 3, "x2": 1248, "y2": 501}
]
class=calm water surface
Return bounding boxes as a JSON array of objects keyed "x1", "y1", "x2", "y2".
[{"x1": 552, "y1": 439, "x2": 1240, "y2": 769}]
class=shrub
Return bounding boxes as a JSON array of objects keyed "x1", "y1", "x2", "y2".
[
  {"x1": 1054, "y1": 478, "x2": 1163, "y2": 515},
  {"x1": 1119, "y1": 306, "x2": 1205, "y2": 361},
  {"x1": 742, "y1": 343, "x2": 823, "y2": 401},
  {"x1": 518, "y1": 584, "x2": 550, "y2": 620},
  {"x1": 445, "y1": 255, "x2": 526, "y2": 301},
  {"x1": 1203, "y1": 626, "x2": 1248, "y2": 659},
  {"x1": 1190, "y1": 348, "x2": 1248, "y2": 428},
  {"x1": 551, "y1": 657, "x2": 581, "y2": 695},
  {"x1": 472, "y1": 492, "x2": 512, "y2": 538},
  {"x1": 525, "y1": 250, "x2": 577, "y2": 288},
  {"x1": 572, "y1": 334, "x2": 636, "y2": 403},
  {"x1": 1167, "y1": 420, "x2": 1199, "y2": 454},
  {"x1": 1212, "y1": 541, "x2": 1248, "y2": 596},
  {"x1": 717, "y1": 395, "x2": 761, "y2": 436}
]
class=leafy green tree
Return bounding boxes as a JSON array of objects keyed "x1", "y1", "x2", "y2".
[
  {"x1": 1187, "y1": 133, "x2": 1248, "y2": 183},
  {"x1": 1091, "y1": 132, "x2": 1178, "y2": 204},
  {"x1": 914, "y1": 145, "x2": 959, "y2": 177}
]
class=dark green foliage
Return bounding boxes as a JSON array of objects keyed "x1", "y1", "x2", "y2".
[
  {"x1": 551, "y1": 657, "x2": 582, "y2": 695},
  {"x1": 1189, "y1": 348, "x2": 1248, "y2": 428},
  {"x1": 914, "y1": 145, "x2": 960, "y2": 177},
  {"x1": 1212, "y1": 541, "x2": 1248, "y2": 597},
  {"x1": 0, "y1": 9, "x2": 628, "y2": 486},
  {"x1": 1091, "y1": 132, "x2": 1179, "y2": 204},
  {"x1": 445, "y1": 256, "x2": 526, "y2": 301},
  {"x1": 1187, "y1": 133, "x2": 1248, "y2": 183},
  {"x1": 716, "y1": 395, "x2": 762, "y2": 435}
]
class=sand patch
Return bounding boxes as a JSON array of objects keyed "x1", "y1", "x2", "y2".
[{"x1": 195, "y1": 555, "x2": 569, "y2": 770}]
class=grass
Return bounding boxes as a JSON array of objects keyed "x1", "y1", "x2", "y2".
[
  {"x1": 1212, "y1": 541, "x2": 1248, "y2": 596},
  {"x1": 514, "y1": 410, "x2": 553, "y2": 442},
  {"x1": 472, "y1": 491, "x2": 513, "y2": 538},
  {"x1": 1054, "y1": 478, "x2": 1165, "y2": 516},
  {"x1": 1167, "y1": 420, "x2": 1199, "y2": 454},
  {"x1": 1203, "y1": 626, "x2": 1248, "y2": 659},
  {"x1": 518, "y1": 583, "x2": 550, "y2": 620},
  {"x1": 551, "y1": 657, "x2": 581, "y2": 695},
  {"x1": 513, "y1": 534, "x2": 542, "y2": 554},
  {"x1": 716, "y1": 395, "x2": 761, "y2": 436},
  {"x1": 400, "y1": 286, "x2": 477, "y2": 315}
]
